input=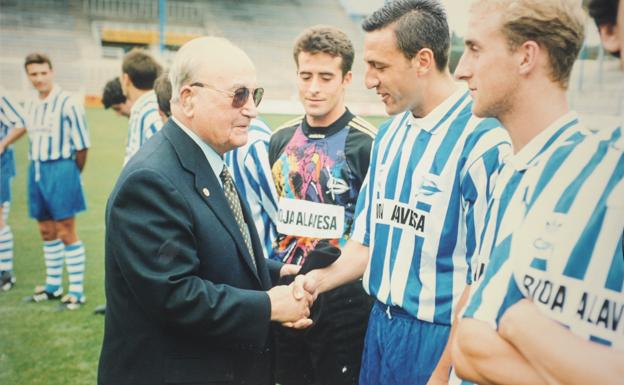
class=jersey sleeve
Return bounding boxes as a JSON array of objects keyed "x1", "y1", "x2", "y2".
[
  {"x1": 461, "y1": 123, "x2": 512, "y2": 284},
  {"x1": 462, "y1": 238, "x2": 524, "y2": 329},
  {"x1": 141, "y1": 109, "x2": 163, "y2": 143},
  {"x1": 241, "y1": 124, "x2": 279, "y2": 258},
  {"x1": 1, "y1": 94, "x2": 27, "y2": 129},
  {"x1": 66, "y1": 96, "x2": 90, "y2": 150}
]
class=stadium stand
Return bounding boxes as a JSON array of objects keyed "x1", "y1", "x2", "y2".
[{"x1": 0, "y1": 0, "x2": 620, "y2": 118}]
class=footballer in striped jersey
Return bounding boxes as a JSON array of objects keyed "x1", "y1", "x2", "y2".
[
  {"x1": 0, "y1": 88, "x2": 27, "y2": 291},
  {"x1": 22, "y1": 53, "x2": 90, "y2": 310},
  {"x1": 298, "y1": 2, "x2": 511, "y2": 385},
  {"x1": 452, "y1": 2, "x2": 623, "y2": 384}
]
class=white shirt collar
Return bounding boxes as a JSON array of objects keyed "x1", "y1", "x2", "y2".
[{"x1": 409, "y1": 86, "x2": 468, "y2": 134}]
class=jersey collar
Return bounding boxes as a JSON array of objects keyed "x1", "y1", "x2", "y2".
[
  {"x1": 301, "y1": 108, "x2": 354, "y2": 139},
  {"x1": 506, "y1": 111, "x2": 582, "y2": 171},
  {"x1": 409, "y1": 86, "x2": 469, "y2": 135}
]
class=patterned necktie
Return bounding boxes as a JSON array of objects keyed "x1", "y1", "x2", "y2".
[{"x1": 220, "y1": 165, "x2": 256, "y2": 270}]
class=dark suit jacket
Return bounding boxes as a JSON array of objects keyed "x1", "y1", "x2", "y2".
[{"x1": 98, "y1": 120, "x2": 283, "y2": 385}]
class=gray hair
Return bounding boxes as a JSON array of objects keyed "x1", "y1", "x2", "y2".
[{"x1": 169, "y1": 36, "x2": 237, "y2": 102}]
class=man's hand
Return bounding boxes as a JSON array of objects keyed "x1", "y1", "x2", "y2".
[
  {"x1": 279, "y1": 275, "x2": 318, "y2": 329},
  {"x1": 267, "y1": 282, "x2": 314, "y2": 327},
  {"x1": 279, "y1": 263, "x2": 301, "y2": 278}
]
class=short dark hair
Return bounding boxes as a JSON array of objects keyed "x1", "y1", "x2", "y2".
[
  {"x1": 101, "y1": 77, "x2": 126, "y2": 109},
  {"x1": 362, "y1": 0, "x2": 450, "y2": 71},
  {"x1": 587, "y1": 0, "x2": 620, "y2": 57},
  {"x1": 154, "y1": 71, "x2": 171, "y2": 117},
  {"x1": 122, "y1": 49, "x2": 162, "y2": 90},
  {"x1": 293, "y1": 25, "x2": 354, "y2": 75},
  {"x1": 588, "y1": 0, "x2": 618, "y2": 27},
  {"x1": 24, "y1": 52, "x2": 53, "y2": 70}
]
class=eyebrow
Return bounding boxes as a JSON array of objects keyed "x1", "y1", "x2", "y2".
[{"x1": 464, "y1": 39, "x2": 477, "y2": 47}]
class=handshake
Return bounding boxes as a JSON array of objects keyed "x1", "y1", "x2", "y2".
[{"x1": 267, "y1": 242, "x2": 341, "y2": 329}]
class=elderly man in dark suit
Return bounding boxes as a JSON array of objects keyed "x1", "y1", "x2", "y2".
[{"x1": 98, "y1": 37, "x2": 314, "y2": 385}]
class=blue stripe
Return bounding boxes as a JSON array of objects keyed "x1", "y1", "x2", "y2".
[
  {"x1": 464, "y1": 236, "x2": 512, "y2": 317},
  {"x1": 529, "y1": 136, "x2": 584, "y2": 209},
  {"x1": 429, "y1": 103, "x2": 472, "y2": 175},
  {"x1": 57, "y1": 96, "x2": 70, "y2": 159},
  {"x1": 554, "y1": 137, "x2": 609, "y2": 213},
  {"x1": 2, "y1": 96, "x2": 26, "y2": 127},
  {"x1": 404, "y1": 235, "x2": 425, "y2": 307},
  {"x1": 605, "y1": 238, "x2": 624, "y2": 291},
  {"x1": 65, "y1": 242, "x2": 83, "y2": 252},
  {"x1": 71, "y1": 105, "x2": 87, "y2": 150},
  {"x1": 463, "y1": 175, "x2": 477, "y2": 282},
  {"x1": 429, "y1": 91, "x2": 469, "y2": 134},
  {"x1": 590, "y1": 335, "x2": 612, "y2": 347},
  {"x1": 433, "y1": 173, "x2": 462, "y2": 324},
  {"x1": 564, "y1": 163, "x2": 624, "y2": 280},
  {"x1": 416, "y1": 201, "x2": 431, "y2": 212},
  {"x1": 527, "y1": 118, "x2": 578, "y2": 165},
  {"x1": 385, "y1": 124, "x2": 412, "y2": 200}
]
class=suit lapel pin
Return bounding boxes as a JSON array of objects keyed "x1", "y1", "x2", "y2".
[{"x1": 202, "y1": 187, "x2": 210, "y2": 197}]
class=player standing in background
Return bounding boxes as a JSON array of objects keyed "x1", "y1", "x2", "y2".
[
  {"x1": 589, "y1": 0, "x2": 624, "y2": 70},
  {"x1": 21, "y1": 53, "x2": 90, "y2": 310},
  {"x1": 296, "y1": 2, "x2": 511, "y2": 384},
  {"x1": 94, "y1": 76, "x2": 133, "y2": 315},
  {"x1": 270, "y1": 25, "x2": 376, "y2": 385},
  {"x1": 153, "y1": 70, "x2": 171, "y2": 123},
  {"x1": 451, "y1": 1, "x2": 623, "y2": 384},
  {"x1": 120, "y1": 49, "x2": 163, "y2": 164},
  {"x1": 0, "y1": 88, "x2": 27, "y2": 291},
  {"x1": 102, "y1": 77, "x2": 132, "y2": 118}
]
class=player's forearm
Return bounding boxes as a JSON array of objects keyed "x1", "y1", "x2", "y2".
[
  {"x1": 75, "y1": 149, "x2": 88, "y2": 172},
  {"x1": 453, "y1": 318, "x2": 548, "y2": 385},
  {"x1": 499, "y1": 299, "x2": 624, "y2": 385},
  {"x1": 309, "y1": 239, "x2": 369, "y2": 294},
  {"x1": 1, "y1": 127, "x2": 26, "y2": 148}
]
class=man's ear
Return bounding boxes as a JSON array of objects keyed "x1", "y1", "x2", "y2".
[
  {"x1": 517, "y1": 40, "x2": 540, "y2": 77},
  {"x1": 342, "y1": 70, "x2": 353, "y2": 86},
  {"x1": 178, "y1": 87, "x2": 194, "y2": 118},
  {"x1": 598, "y1": 24, "x2": 621, "y2": 54},
  {"x1": 411, "y1": 48, "x2": 435, "y2": 76}
]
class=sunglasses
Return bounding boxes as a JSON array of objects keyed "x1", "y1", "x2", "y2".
[{"x1": 189, "y1": 82, "x2": 264, "y2": 108}]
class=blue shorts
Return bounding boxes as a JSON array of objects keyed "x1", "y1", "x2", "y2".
[
  {"x1": 1, "y1": 149, "x2": 16, "y2": 203},
  {"x1": 359, "y1": 301, "x2": 451, "y2": 385},
  {"x1": 28, "y1": 159, "x2": 86, "y2": 221}
]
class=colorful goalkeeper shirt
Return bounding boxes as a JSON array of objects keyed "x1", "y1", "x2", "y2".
[{"x1": 268, "y1": 109, "x2": 376, "y2": 264}]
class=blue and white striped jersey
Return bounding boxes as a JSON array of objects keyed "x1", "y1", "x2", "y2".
[
  {"x1": 224, "y1": 118, "x2": 279, "y2": 259},
  {"x1": 24, "y1": 85, "x2": 90, "y2": 162},
  {"x1": 1, "y1": 88, "x2": 27, "y2": 144},
  {"x1": 463, "y1": 113, "x2": 624, "y2": 351},
  {"x1": 1, "y1": 89, "x2": 26, "y2": 179},
  {"x1": 351, "y1": 88, "x2": 512, "y2": 325},
  {"x1": 124, "y1": 90, "x2": 163, "y2": 165}
]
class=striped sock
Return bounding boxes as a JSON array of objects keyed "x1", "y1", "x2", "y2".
[
  {"x1": 0, "y1": 226, "x2": 13, "y2": 273},
  {"x1": 2, "y1": 202, "x2": 10, "y2": 223},
  {"x1": 43, "y1": 239, "x2": 64, "y2": 293},
  {"x1": 65, "y1": 241, "x2": 85, "y2": 300}
]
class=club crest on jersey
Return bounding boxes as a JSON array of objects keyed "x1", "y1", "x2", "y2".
[{"x1": 325, "y1": 170, "x2": 349, "y2": 198}]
